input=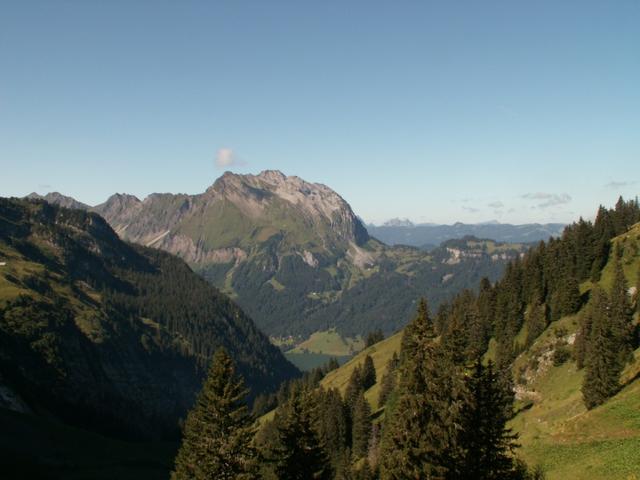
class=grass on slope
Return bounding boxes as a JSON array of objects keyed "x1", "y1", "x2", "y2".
[
  {"x1": 510, "y1": 224, "x2": 640, "y2": 479},
  {"x1": 288, "y1": 329, "x2": 364, "y2": 356},
  {"x1": 511, "y1": 349, "x2": 640, "y2": 480},
  {"x1": 321, "y1": 331, "x2": 402, "y2": 410}
]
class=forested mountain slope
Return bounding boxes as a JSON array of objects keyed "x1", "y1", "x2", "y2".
[
  {"x1": 31, "y1": 173, "x2": 526, "y2": 339},
  {"x1": 0, "y1": 198, "x2": 297, "y2": 440}
]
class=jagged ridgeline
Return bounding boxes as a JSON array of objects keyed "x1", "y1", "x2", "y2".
[
  {"x1": 0, "y1": 198, "x2": 298, "y2": 439},
  {"x1": 31, "y1": 171, "x2": 528, "y2": 338}
]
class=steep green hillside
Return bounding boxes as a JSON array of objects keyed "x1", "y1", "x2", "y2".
[
  {"x1": 311, "y1": 217, "x2": 640, "y2": 479},
  {"x1": 320, "y1": 331, "x2": 402, "y2": 411},
  {"x1": 0, "y1": 198, "x2": 297, "y2": 440},
  {"x1": 508, "y1": 223, "x2": 640, "y2": 479}
]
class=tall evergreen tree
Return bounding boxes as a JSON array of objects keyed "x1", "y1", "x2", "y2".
[
  {"x1": 400, "y1": 297, "x2": 435, "y2": 362},
  {"x1": 378, "y1": 352, "x2": 399, "y2": 407},
  {"x1": 441, "y1": 298, "x2": 471, "y2": 366},
  {"x1": 582, "y1": 288, "x2": 623, "y2": 409},
  {"x1": 172, "y1": 348, "x2": 258, "y2": 480},
  {"x1": 459, "y1": 360, "x2": 520, "y2": 479},
  {"x1": 345, "y1": 365, "x2": 364, "y2": 410},
  {"x1": 525, "y1": 301, "x2": 547, "y2": 348},
  {"x1": 267, "y1": 385, "x2": 332, "y2": 479},
  {"x1": 610, "y1": 254, "x2": 633, "y2": 366},
  {"x1": 361, "y1": 355, "x2": 377, "y2": 390},
  {"x1": 574, "y1": 297, "x2": 596, "y2": 370},
  {"x1": 380, "y1": 303, "x2": 466, "y2": 479},
  {"x1": 317, "y1": 388, "x2": 349, "y2": 466},
  {"x1": 351, "y1": 391, "x2": 372, "y2": 459}
]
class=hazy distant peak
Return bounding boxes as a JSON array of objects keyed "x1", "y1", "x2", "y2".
[{"x1": 383, "y1": 217, "x2": 415, "y2": 227}]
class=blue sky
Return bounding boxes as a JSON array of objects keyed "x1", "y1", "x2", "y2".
[{"x1": 1, "y1": 1, "x2": 638, "y2": 224}]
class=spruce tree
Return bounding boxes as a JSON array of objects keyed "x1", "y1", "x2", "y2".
[
  {"x1": 378, "y1": 353, "x2": 398, "y2": 407},
  {"x1": 365, "y1": 329, "x2": 385, "y2": 348},
  {"x1": 267, "y1": 385, "x2": 332, "y2": 479},
  {"x1": 345, "y1": 365, "x2": 364, "y2": 410},
  {"x1": 574, "y1": 298, "x2": 596, "y2": 370},
  {"x1": 317, "y1": 388, "x2": 349, "y2": 465},
  {"x1": 525, "y1": 301, "x2": 547, "y2": 348},
  {"x1": 459, "y1": 360, "x2": 520, "y2": 479},
  {"x1": 558, "y1": 274, "x2": 581, "y2": 317},
  {"x1": 400, "y1": 297, "x2": 435, "y2": 362},
  {"x1": 582, "y1": 287, "x2": 622, "y2": 409},
  {"x1": 351, "y1": 391, "x2": 372, "y2": 459},
  {"x1": 380, "y1": 303, "x2": 466, "y2": 479},
  {"x1": 610, "y1": 254, "x2": 633, "y2": 366},
  {"x1": 442, "y1": 305, "x2": 469, "y2": 366},
  {"x1": 172, "y1": 348, "x2": 258, "y2": 480},
  {"x1": 361, "y1": 355, "x2": 377, "y2": 390}
]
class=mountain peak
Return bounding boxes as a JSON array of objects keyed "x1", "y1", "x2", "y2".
[
  {"x1": 383, "y1": 218, "x2": 415, "y2": 227},
  {"x1": 25, "y1": 191, "x2": 89, "y2": 210},
  {"x1": 206, "y1": 171, "x2": 368, "y2": 243}
]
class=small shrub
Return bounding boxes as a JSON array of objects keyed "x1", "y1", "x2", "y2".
[{"x1": 553, "y1": 346, "x2": 571, "y2": 366}]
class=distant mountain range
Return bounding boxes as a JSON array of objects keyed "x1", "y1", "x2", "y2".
[
  {"x1": 366, "y1": 219, "x2": 565, "y2": 249},
  {"x1": 0, "y1": 197, "x2": 297, "y2": 439},
  {"x1": 26, "y1": 172, "x2": 533, "y2": 338}
]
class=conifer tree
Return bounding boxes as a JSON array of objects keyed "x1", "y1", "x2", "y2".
[
  {"x1": 317, "y1": 388, "x2": 349, "y2": 465},
  {"x1": 361, "y1": 355, "x2": 377, "y2": 390},
  {"x1": 574, "y1": 298, "x2": 596, "y2": 370},
  {"x1": 582, "y1": 287, "x2": 622, "y2": 409},
  {"x1": 351, "y1": 391, "x2": 372, "y2": 459},
  {"x1": 442, "y1": 304, "x2": 469, "y2": 366},
  {"x1": 267, "y1": 385, "x2": 332, "y2": 479},
  {"x1": 590, "y1": 206, "x2": 614, "y2": 281},
  {"x1": 345, "y1": 365, "x2": 364, "y2": 410},
  {"x1": 172, "y1": 348, "x2": 258, "y2": 480},
  {"x1": 380, "y1": 302, "x2": 466, "y2": 479},
  {"x1": 378, "y1": 352, "x2": 398, "y2": 407},
  {"x1": 610, "y1": 254, "x2": 633, "y2": 366},
  {"x1": 557, "y1": 274, "x2": 581, "y2": 318},
  {"x1": 459, "y1": 360, "x2": 520, "y2": 479},
  {"x1": 525, "y1": 301, "x2": 547, "y2": 347},
  {"x1": 365, "y1": 329, "x2": 385, "y2": 348},
  {"x1": 400, "y1": 297, "x2": 435, "y2": 361}
]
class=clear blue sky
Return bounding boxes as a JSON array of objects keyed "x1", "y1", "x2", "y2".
[{"x1": 1, "y1": 1, "x2": 638, "y2": 224}]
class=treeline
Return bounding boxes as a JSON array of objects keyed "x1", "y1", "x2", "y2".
[
  {"x1": 576, "y1": 248, "x2": 639, "y2": 408},
  {"x1": 433, "y1": 197, "x2": 639, "y2": 365},
  {"x1": 173, "y1": 302, "x2": 543, "y2": 479},
  {"x1": 432, "y1": 196, "x2": 640, "y2": 409}
]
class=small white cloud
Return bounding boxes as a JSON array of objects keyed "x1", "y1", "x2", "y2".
[
  {"x1": 605, "y1": 180, "x2": 637, "y2": 189},
  {"x1": 462, "y1": 206, "x2": 480, "y2": 213},
  {"x1": 488, "y1": 201, "x2": 504, "y2": 209},
  {"x1": 521, "y1": 192, "x2": 571, "y2": 209},
  {"x1": 215, "y1": 148, "x2": 245, "y2": 169}
]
